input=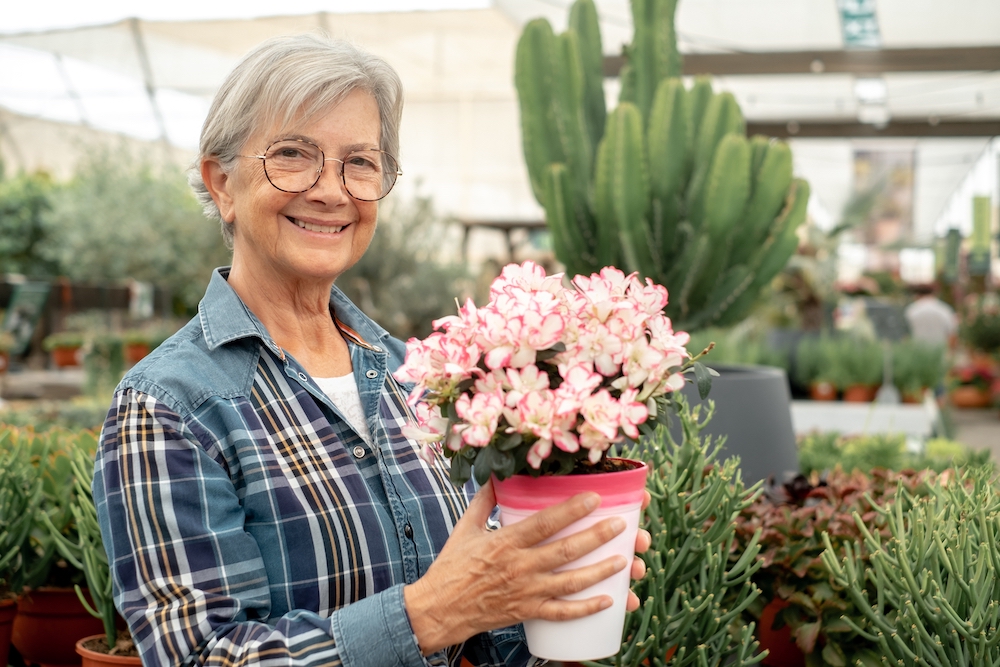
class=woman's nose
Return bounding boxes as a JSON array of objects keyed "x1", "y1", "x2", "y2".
[{"x1": 307, "y1": 159, "x2": 351, "y2": 202}]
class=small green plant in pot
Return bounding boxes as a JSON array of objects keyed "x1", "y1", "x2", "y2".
[
  {"x1": 891, "y1": 340, "x2": 945, "y2": 402},
  {"x1": 794, "y1": 336, "x2": 841, "y2": 400},
  {"x1": 588, "y1": 397, "x2": 765, "y2": 667},
  {"x1": 836, "y1": 336, "x2": 882, "y2": 402},
  {"x1": 45, "y1": 433, "x2": 137, "y2": 657}
]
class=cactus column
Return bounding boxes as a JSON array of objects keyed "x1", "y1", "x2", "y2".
[{"x1": 515, "y1": 0, "x2": 810, "y2": 331}]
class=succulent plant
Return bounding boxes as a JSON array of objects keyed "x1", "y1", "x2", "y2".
[
  {"x1": 822, "y1": 466, "x2": 1000, "y2": 665},
  {"x1": 0, "y1": 429, "x2": 43, "y2": 598},
  {"x1": 589, "y1": 397, "x2": 765, "y2": 667},
  {"x1": 733, "y1": 468, "x2": 937, "y2": 666},
  {"x1": 44, "y1": 431, "x2": 120, "y2": 648},
  {"x1": 514, "y1": 0, "x2": 810, "y2": 331}
]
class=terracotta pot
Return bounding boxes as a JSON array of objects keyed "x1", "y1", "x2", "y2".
[
  {"x1": 493, "y1": 460, "x2": 648, "y2": 662},
  {"x1": 124, "y1": 342, "x2": 150, "y2": 365},
  {"x1": 0, "y1": 598, "x2": 17, "y2": 667},
  {"x1": 842, "y1": 384, "x2": 877, "y2": 403},
  {"x1": 808, "y1": 381, "x2": 837, "y2": 401},
  {"x1": 757, "y1": 599, "x2": 805, "y2": 667},
  {"x1": 950, "y1": 385, "x2": 992, "y2": 409},
  {"x1": 51, "y1": 346, "x2": 83, "y2": 368},
  {"x1": 13, "y1": 587, "x2": 105, "y2": 667},
  {"x1": 902, "y1": 388, "x2": 926, "y2": 404},
  {"x1": 0, "y1": 350, "x2": 9, "y2": 374},
  {"x1": 76, "y1": 635, "x2": 141, "y2": 667}
]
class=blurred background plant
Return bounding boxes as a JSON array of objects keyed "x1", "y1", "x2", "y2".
[
  {"x1": 959, "y1": 292, "x2": 1000, "y2": 355},
  {"x1": 337, "y1": 191, "x2": 474, "y2": 340},
  {"x1": 0, "y1": 165, "x2": 61, "y2": 278},
  {"x1": 36, "y1": 142, "x2": 230, "y2": 314},
  {"x1": 797, "y1": 432, "x2": 990, "y2": 476}
]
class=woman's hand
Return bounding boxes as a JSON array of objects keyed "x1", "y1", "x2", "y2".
[{"x1": 403, "y1": 480, "x2": 652, "y2": 655}]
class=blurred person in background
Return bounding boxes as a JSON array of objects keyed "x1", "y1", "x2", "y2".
[
  {"x1": 905, "y1": 283, "x2": 957, "y2": 348},
  {"x1": 92, "y1": 34, "x2": 649, "y2": 667}
]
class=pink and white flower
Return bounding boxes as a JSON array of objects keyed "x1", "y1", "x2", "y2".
[{"x1": 396, "y1": 261, "x2": 693, "y2": 482}]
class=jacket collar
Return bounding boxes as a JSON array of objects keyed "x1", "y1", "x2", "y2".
[{"x1": 198, "y1": 267, "x2": 391, "y2": 351}]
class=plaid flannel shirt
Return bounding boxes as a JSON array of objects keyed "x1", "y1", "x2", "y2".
[{"x1": 94, "y1": 268, "x2": 536, "y2": 667}]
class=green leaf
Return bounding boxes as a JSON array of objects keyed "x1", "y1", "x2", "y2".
[
  {"x1": 450, "y1": 452, "x2": 472, "y2": 487},
  {"x1": 822, "y1": 617, "x2": 852, "y2": 633},
  {"x1": 693, "y1": 361, "x2": 713, "y2": 399},
  {"x1": 794, "y1": 620, "x2": 821, "y2": 654},
  {"x1": 821, "y1": 641, "x2": 847, "y2": 667},
  {"x1": 473, "y1": 446, "x2": 516, "y2": 485},
  {"x1": 496, "y1": 433, "x2": 523, "y2": 452}
]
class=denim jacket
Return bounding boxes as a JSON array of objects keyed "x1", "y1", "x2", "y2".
[{"x1": 93, "y1": 268, "x2": 534, "y2": 667}]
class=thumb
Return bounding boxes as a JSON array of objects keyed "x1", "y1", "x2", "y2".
[{"x1": 454, "y1": 478, "x2": 497, "y2": 535}]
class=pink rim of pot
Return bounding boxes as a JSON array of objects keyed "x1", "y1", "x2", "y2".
[{"x1": 492, "y1": 458, "x2": 647, "y2": 511}]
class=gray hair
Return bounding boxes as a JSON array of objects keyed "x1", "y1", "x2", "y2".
[{"x1": 189, "y1": 33, "x2": 404, "y2": 246}]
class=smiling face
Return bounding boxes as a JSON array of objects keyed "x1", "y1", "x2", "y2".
[{"x1": 205, "y1": 88, "x2": 382, "y2": 291}]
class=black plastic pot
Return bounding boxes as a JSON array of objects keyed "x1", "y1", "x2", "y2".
[{"x1": 677, "y1": 363, "x2": 799, "y2": 485}]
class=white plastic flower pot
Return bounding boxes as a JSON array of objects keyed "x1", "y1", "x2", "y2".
[{"x1": 493, "y1": 459, "x2": 647, "y2": 662}]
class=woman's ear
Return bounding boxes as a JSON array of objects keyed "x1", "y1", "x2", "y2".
[{"x1": 202, "y1": 158, "x2": 237, "y2": 223}]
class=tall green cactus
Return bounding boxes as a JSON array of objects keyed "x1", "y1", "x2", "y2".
[{"x1": 515, "y1": 0, "x2": 809, "y2": 331}]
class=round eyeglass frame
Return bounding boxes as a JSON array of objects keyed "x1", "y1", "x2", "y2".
[{"x1": 239, "y1": 138, "x2": 402, "y2": 202}]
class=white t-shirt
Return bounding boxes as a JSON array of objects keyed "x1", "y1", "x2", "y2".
[{"x1": 314, "y1": 373, "x2": 373, "y2": 446}]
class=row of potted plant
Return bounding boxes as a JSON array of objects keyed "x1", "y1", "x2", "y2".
[
  {"x1": 42, "y1": 328, "x2": 170, "y2": 369},
  {"x1": 0, "y1": 425, "x2": 134, "y2": 666},
  {"x1": 794, "y1": 336, "x2": 946, "y2": 403}
]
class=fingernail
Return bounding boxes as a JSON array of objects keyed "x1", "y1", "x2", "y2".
[
  {"x1": 610, "y1": 517, "x2": 626, "y2": 534},
  {"x1": 599, "y1": 597, "x2": 613, "y2": 610},
  {"x1": 583, "y1": 493, "x2": 600, "y2": 511}
]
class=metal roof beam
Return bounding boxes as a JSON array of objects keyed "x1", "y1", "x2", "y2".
[
  {"x1": 747, "y1": 118, "x2": 1000, "y2": 138},
  {"x1": 603, "y1": 46, "x2": 1000, "y2": 77}
]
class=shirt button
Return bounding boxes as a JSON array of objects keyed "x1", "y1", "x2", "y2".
[
  {"x1": 353, "y1": 446, "x2": 365, "y2": 459},
  {"x1": 298, "y1": 372, "x2": 308, "y2": 381},
  {"x1": 365, "y1": 370, "x2": 378, "y2": 379},
  {"x1": 404, "y1": 524, "x2": 413, "y2": 539}
]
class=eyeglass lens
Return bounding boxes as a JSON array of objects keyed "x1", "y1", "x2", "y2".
[{"x1": 263, "y1": 140, "x2": 398, "y2": 200}]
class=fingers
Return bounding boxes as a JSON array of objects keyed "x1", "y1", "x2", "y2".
[
  {"x1": 641, "y1": 489, "x2": 651, "y2": 512},
  {"x1": 630, "y1": 555, "x2": 646, "y2": 581},
  {"x1": 626, "y1": 590, "x2": 640, "y2": 613},
  {"x1": 634, "y1": 528, "x2": 651, "y2": 554},
  {"x1": 503, "y1": 492, "x2": 601, "y2": 549},
  {"x1": 530, "y1": 516, "x2": 628, "y2": 573}
]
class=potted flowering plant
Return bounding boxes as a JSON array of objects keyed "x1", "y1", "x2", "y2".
[
  {"x1": 948, "y1": 357, "x2": 996, "y2": 408},
  {"x1": 395, "y1": 261, "x2": 701, "y2": 661}
]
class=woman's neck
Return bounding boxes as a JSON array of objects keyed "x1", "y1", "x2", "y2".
[{"x1": 227, "y1": 261, "x2": 353, "y2": 377}]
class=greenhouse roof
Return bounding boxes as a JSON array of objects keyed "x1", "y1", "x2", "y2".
[{"x1": 1, "y1": 0, "x2": 998, "y2": 241}]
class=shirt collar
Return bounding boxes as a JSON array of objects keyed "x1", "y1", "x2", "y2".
[{"x1": 198, "y1": 267, "x2": 392, "y2": 352}]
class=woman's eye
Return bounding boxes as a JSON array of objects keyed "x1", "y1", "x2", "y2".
[{"x1": 347, "y1": 155, "x2": 378, "y2": 170}]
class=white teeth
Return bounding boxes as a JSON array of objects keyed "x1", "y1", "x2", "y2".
[{"x1": 291, "y1": 218, "x2": 344, "y2": 234}]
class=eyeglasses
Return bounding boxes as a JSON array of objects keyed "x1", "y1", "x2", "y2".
[{"x1": 239, "y1": 139, "x2": 402, "y2": 201}]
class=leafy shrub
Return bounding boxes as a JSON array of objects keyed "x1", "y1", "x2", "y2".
[
  {"x1": 797, "y1": 432, "x2": 991, "y2": 475},
  {"x1": 0, "y1": 167, "x2": 60, "y2": 277},
  {"x1": 40, "y1": 143, "x2": 230, "y2": 313},
  {"x1": 734, "y1": 469, "x2": 936, "y2": 666}
]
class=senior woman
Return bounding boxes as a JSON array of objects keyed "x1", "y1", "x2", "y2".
[{"x1": 94, "y1": 33, "x2": 650, "y2": 667}]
